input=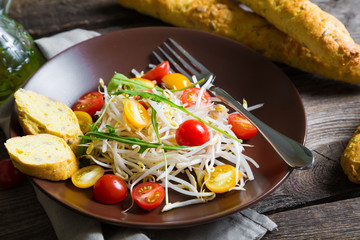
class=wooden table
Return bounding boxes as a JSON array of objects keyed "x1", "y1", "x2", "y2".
[{"x1": 2, "y1": 0, "x2": 360, "y2": 239}]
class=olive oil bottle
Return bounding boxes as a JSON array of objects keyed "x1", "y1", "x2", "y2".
[{"x1": 0, "y1": 0, "x2": 43, "y2": 105}]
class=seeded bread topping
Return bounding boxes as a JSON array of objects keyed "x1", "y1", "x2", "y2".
[{"x1": 117, "y1": 0, "x2": 360, "y2": 83}]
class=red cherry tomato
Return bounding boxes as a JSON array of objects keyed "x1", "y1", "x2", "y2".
[
  {"x1": 0, "y1": 158, "x2": 22, "y2": 188},
  {"x1": 132, "y1": 182, "x2": 165, "y2": 210},
  {"x1": 181, "y1": 87, "x2": 212, "y2": 108},
  {"x1": 142, "y1": 61, "x2": 171, "y2": 84},
  {"x1": 176, "y1": 119, "x2": 210, "y2": 146},
  {"x1": 138, "y1": 100, "x2": 149, "y2": 110},
  {"x1": 72, "y1": 91, "x2": 104, "y2": 116},
  {"x1": 93, "y1": 174, "x2": 128, "y2": 204},
  {"x1": 228, "y1": 113, "x2": 257, "y2": 140}
]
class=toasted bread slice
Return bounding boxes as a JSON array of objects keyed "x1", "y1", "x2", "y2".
[
  {"x1": 14, "y1": 88, "x2": 82, "y2": 153},
  {"x1": 5, "y1": 134, "x2": 79, "y2": 181}
]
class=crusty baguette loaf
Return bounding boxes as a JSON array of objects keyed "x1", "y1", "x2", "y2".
[
  {"x1": 5, "y1": 134, "x2": 79, "y2": 181},
  {"x1": 341, "y1": 125, "x2": 360, "y2": 184},
  {"x1": 14, "y1": 88, "x2": 82, "y2": 153},
  {"x1": 117, "y1": 0, "x2": 360, "y2": 84},
  {"x1": 237, "y1": 0, "x2": 360, "y2": 73}
]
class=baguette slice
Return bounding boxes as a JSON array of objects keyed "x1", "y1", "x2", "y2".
[
  {"x1": 14, "y1": 88, "x2": 82, "y2": 153},
  {"x1": 117, "y1": 0, "x2": 360, "y2": 83},
  {"x1": 5, "y1": 134, "x2": 79, "y2": 181}
]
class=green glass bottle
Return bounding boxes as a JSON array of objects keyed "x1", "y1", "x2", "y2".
[{"x1": 0, "y1": 0, "x2": 43, "y2": 105}]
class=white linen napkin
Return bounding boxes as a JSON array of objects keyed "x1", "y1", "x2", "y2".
[{"x1": 33, "y1": 28, "x2": 278, "y2": 240}]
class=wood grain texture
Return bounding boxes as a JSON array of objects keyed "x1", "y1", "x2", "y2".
[
  {"x1": 264, "y1": 196, "x2": 360, "y2": 239},
  {"x1": 8, "y1": 0, "x2": 167, "y2": 38},
  {"x1": 2, "y1": 0, "x2": 360, "y2": 239}
]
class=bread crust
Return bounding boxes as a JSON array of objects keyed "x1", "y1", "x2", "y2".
[
  {"x1": 5, "y1": 134, "x2": 79, "y2": 181},
  {"x1": 14, "y1": 89, "x2": 83, "y2": 153},
  {"x1": 341, "y1": 125, "x2": 360, "y2": 184},
  {"x1": 238, "y1": 0, "x2": 360, "y2": 68},
  {"x1": 117, "y1": 0, "x2": 360, "y2": 83}
]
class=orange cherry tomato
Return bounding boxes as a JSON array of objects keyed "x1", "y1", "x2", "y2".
[
  {"x1": 71, "y1": 165, "x2": 104, "y2": 188},
  {"x1": 181, "y1": 87, "x2": 212, "y2": 108},
  {"x1": 228, "y1": 113, "x2": 257, "y2": 140},
  {"x1": 161, "y1": 73, "x2": 191, "y2": 90},
  {"x1": 130, "y1": 78, "x2": 155, "y2": 88},
  {"x1": 74, "y1": 111, "x2": 93, "y2": 133},
  {"x1": 205, "y1": 165, "x2": 241, "y2": 193},
  {"x1": 123, "y1": 99, "x2": 150, "y2": 129},
  {"x1": 132, "y1": 182, "x2": 165, "y2": 210}
]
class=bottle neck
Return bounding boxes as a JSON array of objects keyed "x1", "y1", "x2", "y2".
[{"x1": 0, "y1": 0, "x2": 11, "y2": 15}]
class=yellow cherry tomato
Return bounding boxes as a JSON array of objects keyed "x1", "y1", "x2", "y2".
[
  {"x1": 204, "y1": 165, "x2": 241, "y2": 193},
  {"x1": 130, "y1": 78, "x2": 155, "y2": 88},
  {"x1": 123, "y1": 99, "x2": 150, "y2": 129},
  {"x1": 161, "y1": 73, "x2": 191, "y2": 90},
  {"x1": 74, "y1": 110, "x2": 93, "y2": 133},
  {"x1": 71, "y1": 165, "x2": 104, "y2": 188}
]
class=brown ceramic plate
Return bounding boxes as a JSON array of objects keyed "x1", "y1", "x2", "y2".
[{"x1": 10, "y1": 27, "x2": 306, "y2": 229}]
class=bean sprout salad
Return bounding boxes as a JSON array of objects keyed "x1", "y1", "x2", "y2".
[{"x1": 76, "y1": 61, "x2": 261, "y2": 212}]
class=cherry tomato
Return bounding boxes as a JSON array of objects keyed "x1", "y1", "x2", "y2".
[
  {"x1": 175, "y1": 119, "x2": 210, "y2": 146},
  {"x1": 205, "y1": 165, "x2": 241, "y2": 193},
  {"x1": 228, "y1": 113, "x2": 257, "y2": 140},
  {"x1": 134, "y1": 89, "x2": 153, "y2": 101},
  {"x1": 138, "y1": 100, "x2": 149, "y2": 110},
  {"x1": 74, "y1": 111, "x2": 93, "y2": 133},
  {"x1": 161, "y1": 73, "x2": 191, "y2": 90},
  {"x1": 142, "y1": 61, "x2": 171, "y2": 84},
  {"x1": 132, "y1": 182, "x2": 165, "y2": 210},
  {"x1": 181, "y1": 87, "x2": 212, "y2": 108},
  {"x1": 72, "y1": 91, "x2": 104, "y2": 116},
  {"x1": 0, "y1": 158, "x2": 22, "y2": 188},
  {"x1": 71, "y1": 165, "x2": 104, "y2": 188},
  {"x1": 130, "y1": 78, "x2": 155, "y2": 88},
  {"x1": 93, "y1": 174, "x2": 128, "y2": 204},
  {"x1": 123, "y1": 99, "x2": 150, "y2": 129}
]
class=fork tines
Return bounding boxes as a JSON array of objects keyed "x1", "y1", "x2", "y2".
[{"x1": 152, "y1": 38, "x2": 209, "y2": 81}]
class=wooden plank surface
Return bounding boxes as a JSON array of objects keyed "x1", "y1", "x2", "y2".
[
  {"x1": 264, "y1": 196, "x2": 360, "y2": 239},
  {"x1": 2, "y1": 0, "x2": 360, "y2": 239}
]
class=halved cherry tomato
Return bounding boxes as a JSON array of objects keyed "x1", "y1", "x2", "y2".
[
  {"x1": 138, "y1": 100, "x2": 149, "y2": 110},
  {"x1": 130, "y1": 78, "x2": 156, "y2": 88},
  {"x1": 228, "y1": 113, "x2": 257, "y2": 140},
  {"x1": 205, "y1": 165, "x2": 241, "y2": 193},
  {"x1": 93, "y1": 174, "x2": 128, "y2": 204},
  {"x1": 142, "y1": 61, "x2": 171, "y2": 84},
  {"x1": 132, "y1": 182, "x2": 165, "y2": 210},
  {"x1": 74, "y1": 111, "x2": 93, "y2": 133},
  {"x1": 72, "y1": 91, "x2": 104, "y2": 116},
  {"x1": 161, "y1": 73, "x2": 191, "y2": 90},
  {"x1": 181, "y1": 87, "x2": 212, "y2": 108},
  {"x1": 71, "y1": 165, "x2": 104, "y2": 188},
  {"x1": 175, "y1": 119, "x2": 210, "y2": 146},
  {"x1": 123, "y1": 99, "x2": 150, "y2": 129},
  {"x1": 0, "y1": 158, "x2": 22, "y2": 188}
]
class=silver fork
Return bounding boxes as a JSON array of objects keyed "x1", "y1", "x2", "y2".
[{"x1": 152, "y1": 38, "x2": 314, "y2": 169}]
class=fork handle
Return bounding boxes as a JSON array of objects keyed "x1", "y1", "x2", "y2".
[{"x1": 210, "y1": 86, "x2": 314, "y2": 169}]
